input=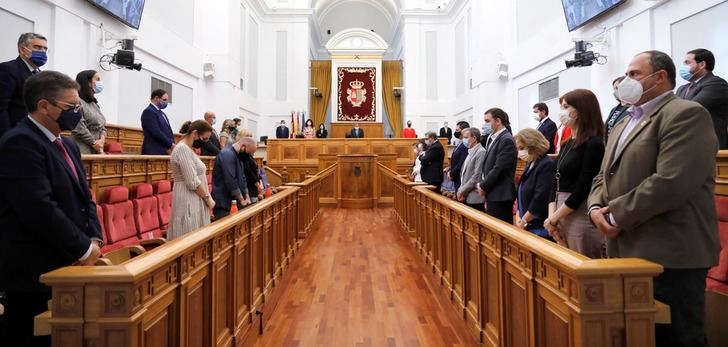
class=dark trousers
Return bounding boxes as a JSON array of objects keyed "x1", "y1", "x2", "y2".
[
  {"x1": 654, "y1": 268, "x2": 708, "y2": 347},
  {"x1": 1, "y1": 291, "x2": 51, "y2": 347},
  {"x1": 465, "y1": 202, "x2": 485, "y2": 212},
  {"x1": 213, "y1": 206, "x2": 231, "y2": 221},
  {"x1": 485, "y1": 200, "x2": 514, "y2": 224}
]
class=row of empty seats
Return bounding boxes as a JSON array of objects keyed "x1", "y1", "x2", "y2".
[{"x1": 92, "y1": 180, "x2": 172, "y2": 254}]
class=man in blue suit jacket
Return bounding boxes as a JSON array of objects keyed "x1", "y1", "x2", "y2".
[
  {"x1": 141, "y1": 89, "x2": 175, "y2": 155},
  {"x1": 0, "y1": 33, "x2": 49, "y2": 137},
  {"x1": 211, "y1": 137, "x2": 252, "y2": 220},
  {"x1": 447, "y1": 121, "x2": 470, "y2": 191},
  {"x1": 532, "y1": 103, "x2": 557, "y2": 154},
  {"x1": 0, "y1": 71, "x2": 103, "y2": 346}
]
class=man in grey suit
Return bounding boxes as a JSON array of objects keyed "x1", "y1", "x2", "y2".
[
  {"x1": 477, "y1": 108, "x2": 517, "y2": 224},
  {"x1": 456, "y1": 127, "x2": 486, "y2": 211},
  {"x1": 589, "y1": 50, "x2": 719, "y2": 346}
]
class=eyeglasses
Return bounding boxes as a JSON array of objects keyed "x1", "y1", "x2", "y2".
[{"x1": 50, "y1": 100, "x2": 81, "y2": 113}]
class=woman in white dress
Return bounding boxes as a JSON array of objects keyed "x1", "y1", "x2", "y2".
[
  {"x1": 168, "y1": 120, "x2": 216, "y2": 240},
  {"x1": 410, "y1": 139, "x2": 428, "y2": 182}
]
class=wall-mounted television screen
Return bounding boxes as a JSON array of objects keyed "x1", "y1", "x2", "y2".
[
  {"x1": 561, "y1": 0, "x2": 626, "y2": 32},
  {"x1": 88, "y1": 0, "x2": 146, "y2": 29}
]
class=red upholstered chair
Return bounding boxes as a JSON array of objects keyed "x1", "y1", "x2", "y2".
[
  {"x1": 101, "y1": 186, "x2": 141, "y2": 250},
  {"x1": 153, "y1": 180, "x2": 172, "y2": 231},
  {"x1": 104, "y1": 142, "x2": 123, "y2": 154},
  {"x1": 708, "y1": 196, "x2": 728, "y2": 294},
  {"x1": 131, "y1": 183, "x2": 163, "y2": 239}
]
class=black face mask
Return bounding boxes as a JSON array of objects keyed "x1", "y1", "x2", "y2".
[
  {"x1": 192, "y1": 139, "x2": 207, "y2": 149},
  {"x1": 454, "y1": 131, "x2": 461, "y2": 139},
  {"x1": 238, "y1": 150, "x2": 247, "y2": 160},
  {"x1": 55, "y1": 106, "x2": 83, "y2": 131}
]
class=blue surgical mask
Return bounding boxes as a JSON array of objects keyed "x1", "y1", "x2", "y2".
[
  {"x1": 159, "y1": 101, "x2": 168, "y2": 109},
  {"x1": 482, "y1": 122, "x2": 492, "y2": 135},
  {"x1": 93, "y1": 81, "x2": 104, "y2": 94},
  {"x1": 679, "y1": 65, "x2": 694, "y2": 81},
  {"x1": 26, "y1": 48, "x2": 47, "y2": 67}
]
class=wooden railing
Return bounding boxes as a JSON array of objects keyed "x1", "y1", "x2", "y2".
[
  {"x1": 81, "y1": 154, "x2": 215, "y2": 199},
  {"x1": 380, "y1": 168, "x2": 664, "y2": 347},
  {"x1": 39, "y1": 172, "x2": 325, "y2": 346},
  {"x1": 286, "y1": 163, "x2": 336, "y2": 239},
  {"x1": 379, "y1": 164, "x2": 428, "y2": 239}
]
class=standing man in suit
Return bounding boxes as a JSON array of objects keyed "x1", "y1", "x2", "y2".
[
  {"x1": 0, "y1": 71, "x2": 103, "y2": 346},
  {"x1": 532, "y1": 103, "x2": 557, "y2": 154},
  {"x1": 0, "y1": 33, "x2": 49, "y2": 136},
  {"x1": 477, "y1": 108, "x2": 517, "y2": 224},
  {"x1": 589, "y1": 51, "x2": 719, "y2": 346},
  {"x1": 677, "y1": 48, "x2": 728, "y2": 149},
  {"x1": 439, "y1": 121, "x2": 453, "y2": 145},
  {"x1": 420, "y1": 131, "x2": 445, "y2": 192},
  {"x1": 275, "y1": 120, "x2": 289, "y2": 139},
  {"x1": 446, "y1": 121, "x2": 470, "y2": 191},
  {"x1": 141, "y1": 89, "x2": 175, "y2": 155},
  {"x1": 201, "y1": 111, "x2": 221, "y2": 156},
  {"x1": 456, "y1": 128, "x2": 487, "y2": 211},
  {"x1": 350, "y1": 122, "x2": 365, "y2": 138},
  {"x1": 211, "y1": 133, "x2": 251, "y2": 220}
]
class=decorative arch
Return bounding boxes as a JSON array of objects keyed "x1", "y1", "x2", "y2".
[{"x1": 325, "y1": 27, "x2": 389, "y2": 56}]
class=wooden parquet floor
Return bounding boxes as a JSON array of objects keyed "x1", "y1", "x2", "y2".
[{"x1": 254, "y1": 208, "x2": 479, "y2": 347}]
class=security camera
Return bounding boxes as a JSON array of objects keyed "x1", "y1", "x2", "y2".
[
  {"x1": 100, "y1": 38, "x2": 142, "y2": 71},
  {"x1": 565, "y1": 40, "x2": 606, "y2": 68}
]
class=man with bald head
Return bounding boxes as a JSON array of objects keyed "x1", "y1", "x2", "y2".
[
  {"x1": 200, "y1": 111, "x2": 221, "y2": 156},
  {"x1": 588, "y1": 50, "x2": 719, "y2": 346}
]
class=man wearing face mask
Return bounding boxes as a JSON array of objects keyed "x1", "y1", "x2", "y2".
[
  {"x1": 350, "y1": 122, "x2": 364, "y2": 138},
  {"x1": 476, "y1": 108, "x2": 517, "y2": 224},
  {"x1": 0, "y1": 33, "x2": 49, "y2": 136},
  {"x1": 0, "y1": 71, "x2": 104, "y2": 346},
  {"x1": 402, "y1": 120, "x2": 417, "y2": 138},
  {"x1": 589, "y1": 50, "x2": 719, "y2": 346},
  {"x1": 532, "y1": 103, "x2": 556, "y2": 154},
  {"x1": 676, "y1": 48, "x2": 728, "y2": 149},
  {"x1": 439, "y1": 121, "x2": 453, "y2": 145},
  {"x1": 604, "y1": 76, "x2": 630, "y2": 143},
  {"x1": 141, "y1": 89, "x2": 175, "y2": 155},
  {"x1": 447, "y1": 121, "x2": 470, "y2": 191},
  {"x1": 419, "y1": 132, "x2": 445, "y2": 192},
  {"x1": 200, "y1": 112, "x2": 222, "y2": 156}
]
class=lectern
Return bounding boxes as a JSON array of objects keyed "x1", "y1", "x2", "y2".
[{"x1": 337, "y1": 154, "x2": 378, "y2": 208}]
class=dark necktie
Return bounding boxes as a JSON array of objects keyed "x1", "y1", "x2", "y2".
[
  {"x1": 684, "y1": 83, "x2": 694, "y2": 98},
  {"x1": 53, "y1": 139, "x2": 79, "y2": 180},
  {"x1": 486, "y1": 137, "x2": 493, "y2": 151}
]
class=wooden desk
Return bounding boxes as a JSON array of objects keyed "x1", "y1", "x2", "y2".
[{"x1": 330, "y1": 122, "x2": 384, "y2": 138}]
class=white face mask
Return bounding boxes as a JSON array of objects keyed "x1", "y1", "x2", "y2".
[
  {"x1": 559, "y1": 109, "x2": 572, "y2": 125},
  {"x1": 532, "y1": 113, "x2": 541, "y2": 121},
  {"x1": 518, "y1": 149, "x2": 530, "y2": 161},
  {"x1": 617, "y1": 71, "x2": 659, "y2": 105}
]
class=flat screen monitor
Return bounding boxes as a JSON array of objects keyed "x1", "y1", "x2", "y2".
[
  {"x1": 561, "y1": 0, "x2": 626, "y2": 32},
  {"x1": 87, "y1": 0, "x2": 146, "y2": 29}
]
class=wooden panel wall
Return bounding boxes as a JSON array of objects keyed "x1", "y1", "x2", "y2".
[
  {"x1": 81, "y1": 154, "x2": 214, "y2": 200},
  {"x1": 329, "y1": 122, "x2": 385, "y2": 138},
  {"x1": 266, "y1": 138, "x2": 448, "y2": 182},
  {"x1": 382, "y1": 167, "x2": 664, "y2": 347},
  {"x1": 40, "y1": 174, "x2": 324, "y2": 347}
]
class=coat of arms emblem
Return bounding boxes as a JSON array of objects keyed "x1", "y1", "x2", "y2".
[{"x1": 346, "y1": 80, "x2": 367, "y2": 107}]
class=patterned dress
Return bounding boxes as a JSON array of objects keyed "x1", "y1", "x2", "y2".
[{"x1": 168, "y1": 142, "x2": 211, "y2": 240}]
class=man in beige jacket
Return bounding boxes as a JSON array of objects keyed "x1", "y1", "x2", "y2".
[{"x1": 588, "y1": 50, "x2": 719, "y2": 346}]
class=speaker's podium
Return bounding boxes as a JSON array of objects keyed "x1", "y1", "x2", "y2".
[{"x1": 337, "y1": 154, "x2": 377, "y2": 208}]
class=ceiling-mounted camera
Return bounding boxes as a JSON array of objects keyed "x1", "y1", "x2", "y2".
[
  {"x1": 565, "y1": 40, "x2": 606, "y2": 68},
  {"x1": 100, "y1": 38, "x2": 142, "y2": 71}
]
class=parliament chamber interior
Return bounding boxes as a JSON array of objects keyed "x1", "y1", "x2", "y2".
[{"x1": 1, "y1": 0, "x2": 728, "y2": 346}]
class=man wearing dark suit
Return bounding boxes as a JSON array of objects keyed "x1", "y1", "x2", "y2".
[
  {"x1": 0, "y1": 33, "x2": 48, "y2": 137},
  {"x1": 677, "y1": 48, "x2": 728, "y2": 149},
  {"x1": 141, "y1": 89, "x2": 175, "y2": 155},
  {"x1": 447, "y1": 121, "x2": 470, "y2": 191},
  {"x1": 477, "y1": 108, "x2": 517, "y2": 224},
  {"x1": 350, "y1": 123, "x2": 364, "y2": 138},
  {"x1": 420, "y1": 132, "x2": 445, "y2": 192},
  {"x1": 439, "y1": 122, "x2": 453, "y2": 144},
  {"x1": 0, "y1": 71, "x2": 103, "y2": 346},
  {"x1": 275, "y1": 120, "x2": 290, "y2": 139},
  {"x1": 532, "y1": 103, "x2": 557, "y2": 154},
  {"x1": 211, "y1": 135, "x2": 251, "y2": 220},
  {"x1": 201, "y1": 111, "x2": 221, "y2": 156},
  {"x1": 589, "y1": 51, "x2": 719, "y2": 346}
]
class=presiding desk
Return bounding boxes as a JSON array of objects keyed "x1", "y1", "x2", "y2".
[{"x1": 266, "y1": 138, "x2": 448, "y2": 182}]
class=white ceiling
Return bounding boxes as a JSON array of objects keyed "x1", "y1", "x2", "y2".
[{"x1": 312, "y1": 0, "x2": 401, "y2": 43}]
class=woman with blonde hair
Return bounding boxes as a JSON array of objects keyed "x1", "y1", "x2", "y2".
[
  {"x1": 544, "y1": 89, "x2": 605, "y2": 258},
  {"x1": 168, "y1": 120, "x2": 215, "y2": 240},
  {"x1": 514, "y1": 128, "x2": 554, "y2": 241},
  {"x1": 219, "y1": 119, "x2": 235, "y2": 147}
]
